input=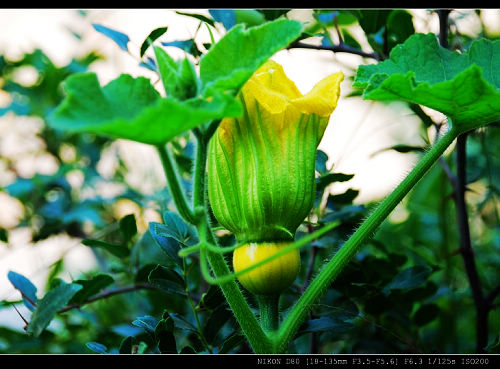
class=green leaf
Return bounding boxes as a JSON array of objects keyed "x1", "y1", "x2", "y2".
[
  {"x1": 49, "y1": 72, "x2": 241, "y2": 145},
  {"x1": 175, "y1": 11, "x2": 215, "y2": 27},
  {"x1": 386, "y1": 10, "x2": 415, "y2": 51},
  {"x1": 0, "y1": 228, "x2": 7, "y2": 242},
  {"x1": 148, "y1": 265, "x2": 186, "y2": 296},
  {"x1": 203, "y1": 305, "x2": 232, "y2": 344},
  {"x1": 69, "y1": 274, "x2": 114, "y2": 304},
  {"x1": 382, "y1": 265, "x2": 432, "y2": 294},
  {"x1": 119, "y1": 213, "x2": 137, "y2": 243},
  {"x1": 198, "y1": 284, "x2": 225, "y2": 310},
  {"x1": 219, "y1": 332, "x2": 245, "y2": 354},
  {"x1": 92, "y1": 24, "x2": 130, "y2": 51},
  {"x1": 300, "y1": 316, "x2": 353, "y2": 335},
  {"x1": 154, "y1": 46, "x2": 198, "y2": 100},
  {"x1": 155, "y1": 312, "x2": 177, "y2": 354},
  {"x1": 140, "y1": 26, "x2": 168, "y2": 57},
  {"x1": 412, "y1": 303, "x2": 440, "y2": 326},
  {"x1": 82, "y1": 239, "x2": 130, "y2": 258},
  {"x1": 86, "y1": 341, "x2": 108, "y2": 354},
  {"x1": 132, "y1": 315, "x2": 160, "y2": 335},
  {"x1": 7, "y1": 271, "x2": 37, "y2": 311},
  {"x1": 317, "y1": 173, "x2": 355, "y2": 191},
  {"x1": 354, "y1": 33, "x2": 500, "y2": 131},
  {"x1": 199, "y1": 19, "x2": 303, "y2": 95},
  {"x1": 119, "y1": 336, "x2": 138, "y2": 354},
  {"x1": 27, "y1": 282, "x2": 82, "y2": 337}
]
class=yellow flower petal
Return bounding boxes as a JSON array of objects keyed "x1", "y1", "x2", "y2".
[{"x1": 293, "y1": 71, "x2": 344, "y2": 116}]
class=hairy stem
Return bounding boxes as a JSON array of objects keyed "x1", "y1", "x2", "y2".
[
  {"x1": 258, "y1": 294, "x2": 280, "y2": 333},
  {"x1": 156, "y1": 144, "x2": 196, "y2": 224},
  {"x1": 275, "y1": 126, "x2": 459, "y2": 353},
  {"x1": 190, "y1": 131, "x2": 271, "y2": 353}
]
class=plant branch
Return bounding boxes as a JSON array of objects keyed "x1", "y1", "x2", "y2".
[
  {"x1": 288, "y1": 41, "x2": 380, "y2": 61},
  {"x1": 58, "y1": 283, "x2": 160, "y2": 313},
  {"x1": 454, "y1": 133, "x2": 488, "y2": 353},
  {"x1": 275, "y1": 126, "x2": 459, "y2": 353}
]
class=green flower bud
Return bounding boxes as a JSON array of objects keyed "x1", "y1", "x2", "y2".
[{"x1": 208, "y1": 59, "x2": 343, "y2": 243}]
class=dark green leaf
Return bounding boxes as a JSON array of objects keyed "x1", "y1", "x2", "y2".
[
  {"x1": 69, "y1": 274, "x2": 114, "y2": 304},
  {"x1": 413, "y1": 303, "x2": 440, "y2": 326},
  {"x1": 82, "y1": 239, "x2": 130, "y2": 258},
  {"x1": 219, "y1": 332, "x2": 245, "y2": 354},
  {"x1": 203, "y1": 305, "x2": 232, "y2": 344},
  {"x1": 383, "y1": 265, "x2": 432, "y2": 294},
  {"x1": 317, "y1": 173, "x2": 355, "y2": 191},
  {"x1": 257, "y1": 9, "x2": 290, "y2": 21},
  {"x1": 119, "y1": 213, "x2": 137, "y2": 243},
  {"x1": 86, "y1": 341, "x2": 108, "y2": 354},
  {"x1": 92, "y1": 24, "x2": 130, "y2": 51},
  {"x1": 132, "y1": 315, "x2": 160, "y2": 335},
  {"x1": 486, "y1": 334, "x2": 500, "y2": 352},
  {"x1": 372, "y1": 144, "x2": 426, "y2": 156},
  {"x1": 0, "y1": 228, "x2": 7, "y2": 243},
  {"x1": 119, "y1": 336, "x2": 137, "y2": 354},
  {"x1": 180, "y1": 345, "x2": 196, "y2": 354},
  {"x1": 301, "y1": 316, "x2": 353, "y2": 335},
  {"x1": 149, "y1": 223, "x2": 181, "y2": 264},
  {"x1": 140, "y1": 26, "x2": 168, "y2": 57},
  {"x1": 175, "y1": 11, "x2": 215, "y2": 27},
  {"x1": 155, "y1": 313, "x2": 177, "y2": 354},
  {"x1": 7, "y1": 271, "x2": 37, "y2": 311},
  {"x1": 148, "y1": 265, "x2": 186, "y2": 296},
  {"x1": 27, "y1": 282, "x2": 82, "y2": 337},
  {"x1": 328, "y1": 189, "x2": 359, "y2": 205},
  {"x1": 198, "y1": 285, "x2": 225, "y2": 310},
  {"x1": 386, "y1": 10, "x2": 415, "y2": 51}
]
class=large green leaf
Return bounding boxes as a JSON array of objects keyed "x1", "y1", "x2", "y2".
[
  {"x1": 49, "y1": 19, "x2": 303, "y2": 145},
  {"x1": 48, "y1": 73, "x2": 241, "y2": 144},
  {"x1": 354, "y1": 33, "x2": 500, "y2": 131},
  {"x1": 27, "y1": 282, "x2": 82, "y2": 337},
  {"x1": 199, "y1": 18, "x2": 303, "y2": 94}
]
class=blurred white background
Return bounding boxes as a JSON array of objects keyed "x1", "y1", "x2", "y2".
[{"x1": 1, "y1": 8, "x2": 499, "y2": 332}]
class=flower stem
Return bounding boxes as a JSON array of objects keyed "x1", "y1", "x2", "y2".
[
  {"x1": 275, "y1": 126, "x2": 459, "y2": 353},
  {"x1": 190, "y1": 131, "x2": 271, "y2": 354},
  {"x1": 156, "y1": 143, "x2": 196, "y2": 224},
  {"x1": 258, "y1": 294, "x2": 281, "y2": 333}
]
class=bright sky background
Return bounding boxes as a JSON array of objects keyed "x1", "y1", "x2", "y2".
[{"x1": 0, "y1": 8, "x2": 499, "y2": 332}]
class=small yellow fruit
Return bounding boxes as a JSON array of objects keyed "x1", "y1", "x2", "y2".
[{"x1": 233, "y1": 242, "x2": 300, "y2": 295}]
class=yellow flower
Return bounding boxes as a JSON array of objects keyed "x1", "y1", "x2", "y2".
[{"x1": 208, "y1": 59, "x2": 343, "y2": 243}]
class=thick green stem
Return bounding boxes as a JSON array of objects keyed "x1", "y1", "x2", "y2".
[
  {"x1": 274, "y1": 126, "x2": 459, "y2": 353},
  {"x1": 190, "y1": 132, "x2": 271, "y2": 354},
  {"x1": 258, "y1": 294, "x2": 280, "y2": 333},
  {"x1": 156, "y1": 144, "x2": 196, "y2": 224}
]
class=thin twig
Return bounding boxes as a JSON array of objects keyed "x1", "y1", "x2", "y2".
[
  {"x1": 57, "y1": 283, "x2": 160, "y2": 313},
  {"x1": 288, "y1": 41, "x2": 380, "y2": 61},
  {"x1": 455, "y1": 134, "x2": 488, "y2": 353}
]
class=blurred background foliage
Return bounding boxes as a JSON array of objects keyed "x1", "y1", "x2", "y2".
[{"x1": 0, "y1": 9, "x2": 499, "y2": 354}]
